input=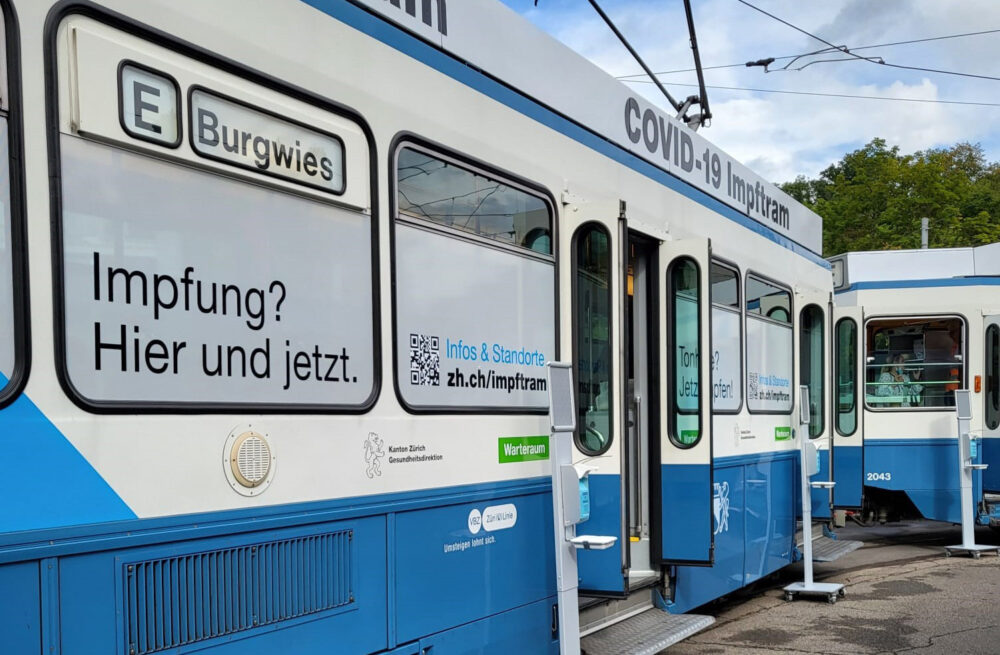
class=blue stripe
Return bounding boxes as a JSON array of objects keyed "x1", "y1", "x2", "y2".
[
  {"x1": 836, "y1": 277, "x2": 1000, "y2": 294},
  {"x1": 300, "y1": 0, "x2": 828, "y2": 267}
]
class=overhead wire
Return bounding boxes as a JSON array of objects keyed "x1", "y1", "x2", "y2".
[
  {"x1": 734, "y1": 0, "x2": 1000, "y2": 82},
  {"x1": 622, "y1": 79, "x2": 1000, "y2": 107},
  {"x1": 616, "y1": 29, "x2": 1000, "y2": 80}
]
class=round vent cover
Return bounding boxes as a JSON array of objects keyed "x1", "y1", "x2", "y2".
[{"x1": 224, "y1": 428, "x2": 276, "y2": 496}]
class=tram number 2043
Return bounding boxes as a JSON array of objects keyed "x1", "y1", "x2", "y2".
[{"x1": 866, "y1": 472, "x2": 892, "y2": 482}]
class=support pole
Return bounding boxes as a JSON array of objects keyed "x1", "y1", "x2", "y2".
[
  {"x1": 945, "y1": 390, "x2": 998, "y2": 558},
  {"x1": 784, "y1": 385, "x2": 844, "y2": 603}
]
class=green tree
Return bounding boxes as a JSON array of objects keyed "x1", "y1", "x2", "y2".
[{"x1": 780, "y1": 139, "x2": 1000, "y2": 256}]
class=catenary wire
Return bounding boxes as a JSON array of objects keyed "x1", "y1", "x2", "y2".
[
  {"x1": 623, "y1": 79, "x2": 1000, "y2": 107},
  {"x1": 735, "y1": 0, "x2": 1000, "y2": 82},
  {"x1": 616, "y1": 29, "x2": 1000, "y2": 80}
]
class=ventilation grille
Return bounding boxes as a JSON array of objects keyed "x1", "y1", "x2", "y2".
[{"x1": 124, "y1": 530, "x2": 353, "y2": 655}]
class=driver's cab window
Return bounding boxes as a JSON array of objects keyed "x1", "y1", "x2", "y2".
[{"x1": 865, "y1": 317, "x2": 964, "y2": 409}]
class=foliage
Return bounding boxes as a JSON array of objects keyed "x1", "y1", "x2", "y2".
[{"x1": 780, "y1": 138, "x2": 1000, "y2": 257}]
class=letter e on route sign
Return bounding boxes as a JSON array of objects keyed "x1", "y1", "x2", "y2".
[{"x1": 119, "y1": 62, "x2": 180, "y2": 147}]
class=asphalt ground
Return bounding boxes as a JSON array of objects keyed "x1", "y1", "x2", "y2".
[{"x1": 666, "y1": 521, "x2": 1000, "y2": 654}]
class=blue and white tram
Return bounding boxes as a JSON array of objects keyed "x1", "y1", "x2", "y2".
[
  {"x1": 0, "y1": 0, "x2": 833, "y2": 652},
  {"x1": 830, "y1": 245, "x2": 1000, "y2": 524}
]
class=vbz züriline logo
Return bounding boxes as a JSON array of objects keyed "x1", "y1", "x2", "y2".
[{"x1": 713, "y1": 481, "x2": 730, "y2": 535}]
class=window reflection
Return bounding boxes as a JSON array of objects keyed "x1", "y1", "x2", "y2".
[{"x1": 396, "y1": 148, "x2": 551, "y2": 254}]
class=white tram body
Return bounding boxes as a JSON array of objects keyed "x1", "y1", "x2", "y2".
[
  {"x1": 0, "y1": 0, "x2": 832, "y2": 652},
  {"x1": 830, "y1": 245, "x2": 1000, "y2": 523}
]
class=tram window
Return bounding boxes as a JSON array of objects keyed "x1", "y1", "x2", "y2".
[
  {"x1": 394, "y1": 143, "x2": 555, "y2": 411},
  {"x1": 574, "y1": 224, "x2": 612, "y2": 454},
  {"x1": 669, "y1": 258, "x2": 701, "y2": 447},
  {"x1": 746, "y1": 275, "x2": 790, "y2": 323},
  {"x1": 710, "y1": 261, "x2": 741, "y2": 412},
  {"x1": 396, "y1": 147, "x2": 551, "y2": 254},
  {"x1": 835, "y1": 318, "x2": 858, "y2": 436},
  {"x1": 987, "y1": 325, "x2": 1000, "y2": 430},
  {"x1": 710, "y1": 262, "x2": 738, "y2": 308},
  {"x1": 800, "y1": 305, "x2": 824, "y2": 437},
  {"x1": 865, "y1": 317, "x2": 965, "y2": 410},
  {"x1": 745, "y1": 274, "x2": 793, "y2": 414}
]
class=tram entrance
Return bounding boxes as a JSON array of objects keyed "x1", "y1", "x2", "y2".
[{"x1": 625, "y1": 235, "x2": 657, "y2": 588}]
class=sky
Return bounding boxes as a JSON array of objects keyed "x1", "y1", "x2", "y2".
[{"x1": 498, "y1": 0, "x2": 1000, "y2": 184}]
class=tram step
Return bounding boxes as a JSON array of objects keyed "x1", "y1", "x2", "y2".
[
  {"x1": 580, "y1": 608, "x2": 714, "y2": 655},
  {"x1": 810, "y1": 535, "x2": 863, "y2": 562}
]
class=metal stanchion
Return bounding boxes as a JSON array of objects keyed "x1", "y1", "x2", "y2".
[
  {"x1": 945, "y1": 390, "x2": 999, "y2": 558},
  {"x1": 547, "y1": 363, "x2": 617, "y2": 655},
  {"x1": 784, "y1": 386, "x2": 844, "y2": 604}
]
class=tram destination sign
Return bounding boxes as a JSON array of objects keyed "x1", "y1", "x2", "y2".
[{"x1": 190, "y1": 88, "x2": 345, "y2": 194}]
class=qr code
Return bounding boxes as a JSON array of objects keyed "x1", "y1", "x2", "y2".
[
  {"x1": 409, "y1": 333, "x2": 440, "y2": 386},
  {"x1": 748, "y1": 372, "x2": 759, "y2": 400}
]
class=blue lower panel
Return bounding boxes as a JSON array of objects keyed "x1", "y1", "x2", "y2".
[
  {"x1": 395, "y1": 492, "x2": 555, "y2": 641},
  {"x1": 983, "y1": 438, "x2": 1000, "y2": 492},
  {"x1": 576, "y1": 474, "x2": 625, "y2": 594},
  {"x1": 747, "y1": 456, "x2": 796, "y2": 583},
  {"x1": 0, "y1": 562, "x2": 40, "y2": 654},
  {"x1": 662, "y1": 465, "x2": 712, "y2": 563},
  {"x1": 810, "y1": 453, "x2": 831, "y2": 519},
  {"x1": 833, "y1": 445, "x2": 863, "y2": 507},
  {"x1": 416, "y1": 597, "x2": 558, "y2": 655},
  {"x1": 669, "y1": 453, "x2": 796, "y2": 614},
  {"x1": 57, "y1": 517, "x2": 388, "y2": 655},
  {"x1": 865, "y1": 439, "x2": 981, "y2": 524},
  {"x1": 670, "y1": 465, "x2": 743, "y2": 613}
]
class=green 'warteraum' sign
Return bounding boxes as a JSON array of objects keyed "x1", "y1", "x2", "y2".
[{"x1": 498, "y1": 436, "x2": 549, "y2": 463}]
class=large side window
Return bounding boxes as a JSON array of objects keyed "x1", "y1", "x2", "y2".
[
  {"x1": 54, "y1": 19, "x2": 376, "y2": 411},
  {"x1": 865, "y1": 317, "x2": 965, "y2": 410},
  {"x1": 0, "y1": 5, "x2": 23, "y2": 406},
  {"x1": 745, "y1": 274, "x2": 793, "y2": 413},
  {"x1": 394, "y1": 144, "x2": 555, "y2": 411},
  {"x1": 669, "y1": 258, "x2": 701, "y2": 447},
  {"x1": 800, "y1": 305, "x2": 825, "y2": 437},
  {"x1": 986, "y1": 325, "x2": 999, "y2": 430},
  {"x1": 573, "y1": 224, "x2": 612, "y2": 454},
  {"x1": 835, "y1": 318, "x2": 857, "y2": 435},
  {"x1": 710, "y1": 261, "x2": 741, "y2": 412}
]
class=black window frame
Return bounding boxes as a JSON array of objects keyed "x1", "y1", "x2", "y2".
[
  {"x1": 986, "y1": 323, "x2": 1000, "y2": 430},
  {"x1": 862, "y1": 314, "x2": 968, "y2": 412},
  {"x1": 667, "y1": 256, "x2": 702, "y2": 449},
  {"x1": 46, "y1": 5, "x2": 381, "y2": 414},
  {"x1": 744, "y1": 271, "x2": 794, "y2": 416},
  {"x1": 0, "y1": 0, "x2": 28, "y2": 411},
  {"x1": 388, "y1": 133, "x2": 559, "y2": 415},
  {"x1": 799, "y1": 303, "x2": 825, "y2": 438},
  {"x1": 709, "y1": 258, "x2": 742, "y2": 415},
  {"x1": 834, "y1": 317, "x2": 858, "y2": 437},
  {"x1": 572, "y1": 222, "x2": 614, "y2": 456}
]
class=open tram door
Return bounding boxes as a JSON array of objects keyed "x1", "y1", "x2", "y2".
[
  {"x1": 795, "y1": 287, "x2": 833, "y2": 519},
  {"x1": 657, "y1": 237, "x2": 714, "y2": 566},
  {"x1": 831, "y1": 306, "x2": 864, "y2": 508},
  {"x1": 984, "y1": 315, "x2": 1000, "y2": 492}
]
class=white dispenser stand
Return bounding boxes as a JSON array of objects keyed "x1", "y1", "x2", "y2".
[
  {"x1": 945, "y1": 390, "x2": 999, "y2": 558},
  {"x1": 546, "y1": 363, "x2": 617, "y2": 655},
  {"x1": 784, "y1": 386, "x2": 845, "y2": 603}
]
